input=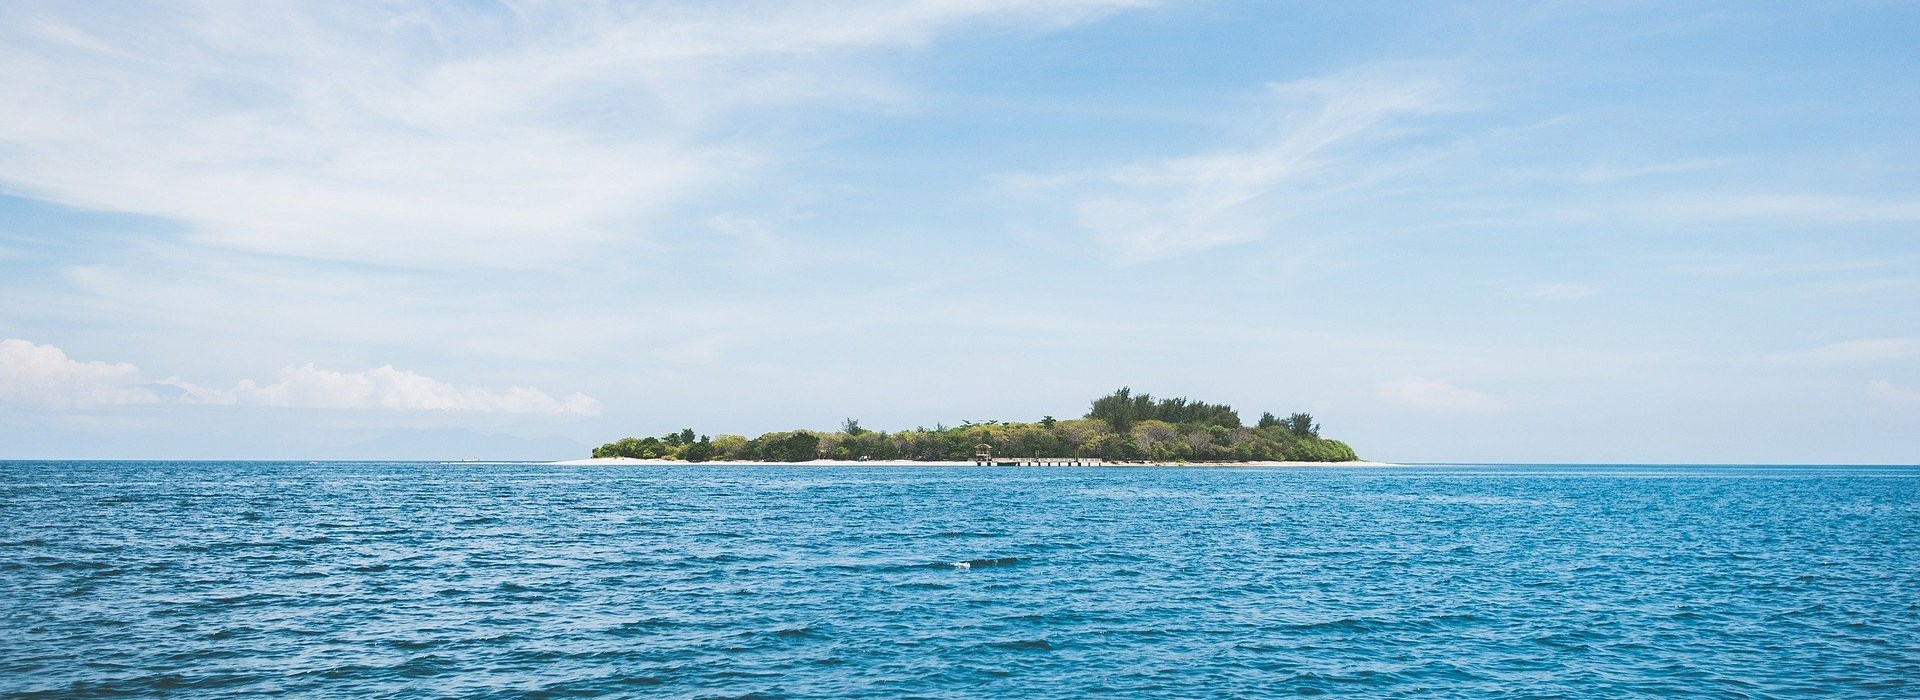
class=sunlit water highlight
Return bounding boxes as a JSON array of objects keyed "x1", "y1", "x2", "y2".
[{"x1": 3, "y1": 462, "x2": 1918, "y2": 698}]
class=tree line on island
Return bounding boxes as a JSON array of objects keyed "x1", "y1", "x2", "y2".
[{"x1": 590, "y1": 388, "x2": 1358, "y2": 463}]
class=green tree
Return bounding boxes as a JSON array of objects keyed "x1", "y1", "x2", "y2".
[
  {"x1": 1088, "y1": 387, "x2": 1241, "y2": 430},
  {"x1": 683, "y1": 435, "x2": 715, "y2": 462},
  {"x1": 765, "y1": 431, "x2": 821, "y2": 462},
  {"x1": 592, "y1": 436, "x2": 646, "y2": 458},
  {"x1": 710, "y1": 434, "x2": 749, "y2": 460},
  {"x1": 1088, "y1": 386, "x2": 1144, "y2": 433},
  {"x1": 841, "y1": 418, "x2": 866, "y2": 436}
]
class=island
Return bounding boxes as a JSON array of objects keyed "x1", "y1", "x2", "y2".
[{"x1": 583, "y1": 388, "x2": 1365, "y2": 465}]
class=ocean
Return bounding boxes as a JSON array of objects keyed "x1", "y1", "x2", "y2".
[{"x1": 3, "y1": 462, "x2": 1916, "y2": 698}]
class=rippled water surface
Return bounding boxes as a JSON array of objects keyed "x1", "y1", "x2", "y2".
[{"x1": 4, "y1": 462, "x2": 1918, "y2": 698}]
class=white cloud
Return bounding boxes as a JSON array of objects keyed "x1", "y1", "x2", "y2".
[
  {"x1": 1006, "y1": 69, "x2": 1448, "y2": 264},
  {"x1": 1772, "y1": 338, "x2": 1920, "y2": 365},
  {"x1": 1869, "y1": 380, "x2": 1920, "y2": 403},
  {"x1": 0, "y1": 1, "x2": 1143, "y2": 269},
  {"x1": 0, "y1": 338, "x2": 160, "y2": 408},
  {"x1": 162, "y1": 364, "x2": 600, "y2": 417},
  {"x1": 1377, "y1": 377, "x2": 1507, "y2": 413},
  {"x1": 2, "y1": 338, "x2": 596, "y2": 416}
]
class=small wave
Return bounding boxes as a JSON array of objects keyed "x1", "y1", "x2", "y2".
[
  {"x1": 1281, "y1": 616, "x2": 1390, "y2": 633},
  {"x1": 608, "y1": 618, "x2": 679, "y2": 636},
  {"x1": 894, "y1": 581, "x2": 953, "y2": 590},
  {"x1": 392, "y1": 653, "x2": 455, "y2": 678},
  {"x1": 990, "y1": 638, "x2": 1052, "y2": 650},
  {"x1": 205, "y1": 626, "x2": 258, "y2": 641},
  {"x1": 36, "y1": 558, "x2": 111, "y2": 571},
  {"x1": 948, "y1": 557, "x2": 1019, "y2": 570},
  {"x1": 200, "y1": 592, "x2": 285, "y2": 607},
  {"x1": 139, "y1": 672, "x2": 261, "y2": 692}
]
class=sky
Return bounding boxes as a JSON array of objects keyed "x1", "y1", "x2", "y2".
[{"x1": 2, "y1": 0, "x2": 1917, "y2": 463}]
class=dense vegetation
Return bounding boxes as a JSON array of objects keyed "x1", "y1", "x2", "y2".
[{"x1": 591, "y1": 387, "x2": 1357, "y2": 463}]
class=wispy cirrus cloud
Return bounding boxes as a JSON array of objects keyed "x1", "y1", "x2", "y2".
[
  {"x1": 0, "y1": 0, "x2": 1147, "y2": 269},
  {"x1": 1002, "y1": 69, "x2": 1451, "y2": 265},
  {"x1": 1, "y1": 339, "x2": 597, "y2": 416}
]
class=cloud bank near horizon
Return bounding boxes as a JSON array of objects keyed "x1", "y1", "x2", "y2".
[{"x1": 0, "y1": 339, "x2": 599, "y2": 418}]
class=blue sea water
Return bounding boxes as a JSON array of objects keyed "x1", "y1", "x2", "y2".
[{"x1": 2, "y1": 462, "x2": 1917, "y2": 698}]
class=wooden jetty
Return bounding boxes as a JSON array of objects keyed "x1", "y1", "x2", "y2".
[{"x1": 973, "y1": 443, "x2": 1102, "y2": 467}]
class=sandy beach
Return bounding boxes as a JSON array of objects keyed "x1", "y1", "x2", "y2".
[{"x1": 548, "y1": 457, "x2": 1395, "y2": 467}]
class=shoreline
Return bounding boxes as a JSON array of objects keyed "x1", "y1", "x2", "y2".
[{"x1": 548, "y1": 457, "x2": 1396, "y2": 467}]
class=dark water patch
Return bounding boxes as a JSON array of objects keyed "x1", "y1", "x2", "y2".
[
  {"x1": 607, "y1": 618, "x2": 679, "y2": 636},
  {"x1": 384, "y1": 638, "x2": 440, "y2": 651},
  {"x1": 203, "y1": 626, "x2": 257, "y2": 641},
  {"x1": 948, "y1": 556, "x2": 1020, "y2": 569}
]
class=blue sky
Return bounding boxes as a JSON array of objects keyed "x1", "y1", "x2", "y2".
[{"x1": 2, "y1": 1, "x2": 1916, "y2": 462}]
